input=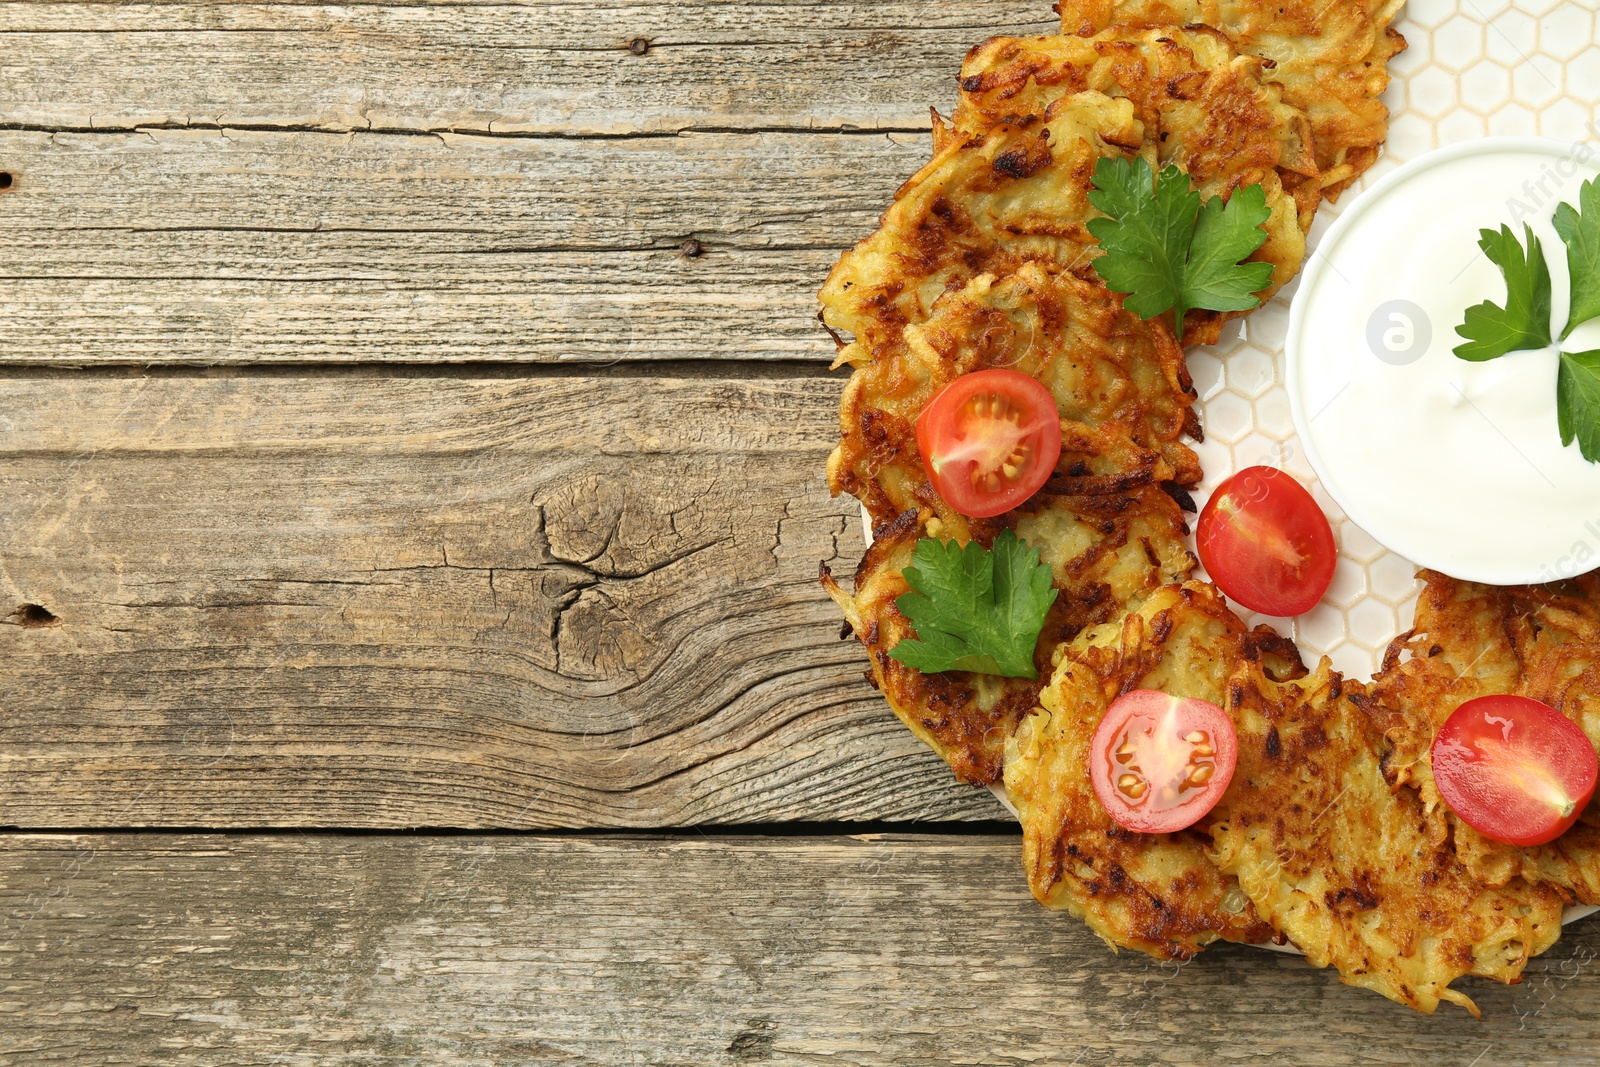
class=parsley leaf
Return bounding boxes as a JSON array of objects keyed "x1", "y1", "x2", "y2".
[
  {"x1": 1085, "y1": 157, "x2": 1197, "y2": 326},
  {"x1": 888, "y1": 530, "x2": 1057, "y2": 679},
  {"x1": 1554, "y1": 177, "x2": 1600, "y2": 341},
  {"x1": 1186, "y1": 184, "x2": 1276, "y2": 314},
  {"x1": 1086, "y1": 156, "x2": 1273, "y2": 343},
  {"x1": 1558, "y1": 349, "x2": 1600, "y2": 463},
  {"x1": 1453, "y1": 223, "x2": 1553, "y2": 362}
]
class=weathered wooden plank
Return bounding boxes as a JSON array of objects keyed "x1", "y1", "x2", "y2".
[
  {"x1": 0, "y1": 372, "x2": 1007, "y2": 828},
  {"x1": 0, "y1": 2, "x2": 1054, "y2": 135},
  {"x1": 3, "y1": 832, "x2": 1598, "y2": 1063},
  {"x1": 0, "y1": 128, "x2": 906, "y2": 247},
  {"x1": 0, "y1": 128, "x2": 923, "y2": 364},
  {"x1": 0, "y1": 2, "x2": 1056, "y2": 368}
]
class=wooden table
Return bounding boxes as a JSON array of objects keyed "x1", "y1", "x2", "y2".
[{"x1": 2, "y1": 2, "x2": 1597, "y2": 1062}]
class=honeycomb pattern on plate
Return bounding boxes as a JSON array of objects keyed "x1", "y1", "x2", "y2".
[{"x1": 1190, "y1": 0, "x2": 1598, "y2": 680}]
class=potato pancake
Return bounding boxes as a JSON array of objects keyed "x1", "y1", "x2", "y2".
[
  {"x1": 1057, "y1": 0, "x2": 1407, "y2": 198},
  {"x1": 1209, "y1": 661, "x2": 1567, "y2": 1016},
  {"x1": 954, "y1": 27, "x2": 1319, "y2": 273},
  {"x1": 997, "y1": 574, "x2": 1569, "y2": 1002},
  {"x1": 829, "y1": 263, "x2": 1202, "y2": 536},
  {"x1": 822, "y1": 482, "x2": 1197, "y2": 785},
  {"x1": 1003, "y1": 582, "x2": 1293, "y2": 956},
  {"x1": 1370, "y1": 571, "x2": 1600, "y2": 904},
  {"x1": 819, "y1": 26, "x2": 1314, "y2": 364},
  {"x1": 819, "y1": 91, "x2": 1141, "y2": 369}
]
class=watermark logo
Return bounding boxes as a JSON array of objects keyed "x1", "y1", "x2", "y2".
[
  {"x1": 1365, "y1": 299, "x2": 1431, "y2": 366},
  {"x1": 1508, "y1": 140, "x2": 1597, "y2": 224},
  {"x1": 1535, "y1": 517, "x2": 1600, "y2": 584}
]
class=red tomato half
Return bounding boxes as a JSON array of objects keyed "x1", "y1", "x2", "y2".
[
  {"x1": 915, "y1": 369, "x2": 1062, "y2": 518},
  {"x1": 1197, "y1": 465, "x2": 1336, "y2": 617},
  {"x1": 1431, "y1": 695, "x2": 1598, "y2": 847},
  {"x1": 1089, "y1": 689, "x2": 1238, "y2": 834}
]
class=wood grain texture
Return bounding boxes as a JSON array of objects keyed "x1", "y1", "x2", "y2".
[
  {"x1": 0, "y1": 2, "x2": 1054, "y2": 135},
  {"x1": 0, "y1": 372, "x2": 1004, "y2": 828},
  {"x1": 4, "y1": 832, "x2": 1600, "y2": 1065},
  {"x1": 0, "y1": 127, "x2": 926, "y2": 364},
  {"x1": 0, "y1": 3, "x2": 1061, "y2": 366}
]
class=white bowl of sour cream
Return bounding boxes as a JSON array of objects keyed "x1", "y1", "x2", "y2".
[{"x1": 1288, "y1": 138, "x2": 1600, "y2": 586}]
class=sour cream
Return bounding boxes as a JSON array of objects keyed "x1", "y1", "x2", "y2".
[{"x1": 1288, "y1": 138, "x2": 1600, "y2": 586}]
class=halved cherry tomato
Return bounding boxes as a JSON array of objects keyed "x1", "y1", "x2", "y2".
[
  {"x1": 915, "y1": 368, "x2": 1062, "y2": 518},
  {"x1": 1431, "y1": 695, "x2": 1598, "y2": 847},
  {"x1": 1089, "y1": 689, "x2": 1237, "y2": 834},
  {"x1": 1197, "y1": 465, "x2": 1335, "y2": 617}
]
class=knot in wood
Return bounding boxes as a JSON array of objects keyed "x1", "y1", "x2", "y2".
[{"x1": 10, "y1": 603, "x2": 58, "y2": 628}]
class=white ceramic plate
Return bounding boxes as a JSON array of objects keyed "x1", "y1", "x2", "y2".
[
  {"x1": 858, "y1": 0, "x2": 1600, "y2": 945},
  {"x1": 1184, "y1": 0, "x2": 1600, "y2": 681},
  {"x1": 1196, "y1": 0, "x2": 1599, "y2": 938}
]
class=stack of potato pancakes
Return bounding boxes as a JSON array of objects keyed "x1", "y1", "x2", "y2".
[{"x1": 819, "y1": 0, "x2": 1600, "y2": 1015}]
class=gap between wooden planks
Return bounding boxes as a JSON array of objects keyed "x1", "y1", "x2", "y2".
[
  {"x1": 3, "y1": 831, "x2": 1599, "y2": 1063},
  {"x1": 0, "y1": 371, "x2": 1005, "y2": 828}
]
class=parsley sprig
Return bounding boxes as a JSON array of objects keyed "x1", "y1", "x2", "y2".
[
  {"x1": 1453, "y1": 224, "x2": 1552, "y2": 362},
  {"x1": 1558, "y1": 349, "x2": 1600, "y2": 462},
  {"x1": 1086, "y1": 156, "x2": 1274, "y2": 343},
  {"x1": 888, "y1": 530, "x2": 1057, "y2": 679},
  {"x1": 1453, "y1": 176, "x2": 1600, "y2": 463},
  {"x1": 1554, "y1": 177, "x2": 1600, "y2": 341}
]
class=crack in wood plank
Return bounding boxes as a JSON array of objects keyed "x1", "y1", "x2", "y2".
[{"x1": 0, "y1": 374, "x2": 1004, "y2": 828}]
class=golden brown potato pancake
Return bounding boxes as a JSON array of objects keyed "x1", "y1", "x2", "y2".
[
  {"x1": 822, "y1": 484, "x2": 1197, "y2": 785},
  {"x1": 829, "y1": 263, "x2": 1202, "y2": 536},
  {"x1": 820, "y1": 90, "x2": 1142, "y2": 368},
  {"x1": 819, "y1": 26, "x2": 1314, "y2": 363},
  {"x1": 954, "y1": 26, "x2": 1319, "y2": 271},
  {"x1": 1057, "y1": 0, "x2": 1407, "y2": 198},
  {"x1": 1369, "y1": 571, "x2": 1600, "y2": 904},
  {"x1": 1209, "y1": 660, "x2": 1567, "y2": 1016},
  {"x1": 1004, "y1": 581, "x2": 1293, "y2": 956}
]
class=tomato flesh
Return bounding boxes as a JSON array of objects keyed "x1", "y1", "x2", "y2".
[
  {"x1": 1197, "y1": 465, "x2": 1336, "y2": 617},
  {"x1": 1431, "y1": 695, "x2": 1598, "y2": 847},
  {"x1": 915, "y1": 369, "x2": 1062, "y2": 518},
  {"x1": 1089, "y1": 689, "x2": 1237, "y2": 834}
]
